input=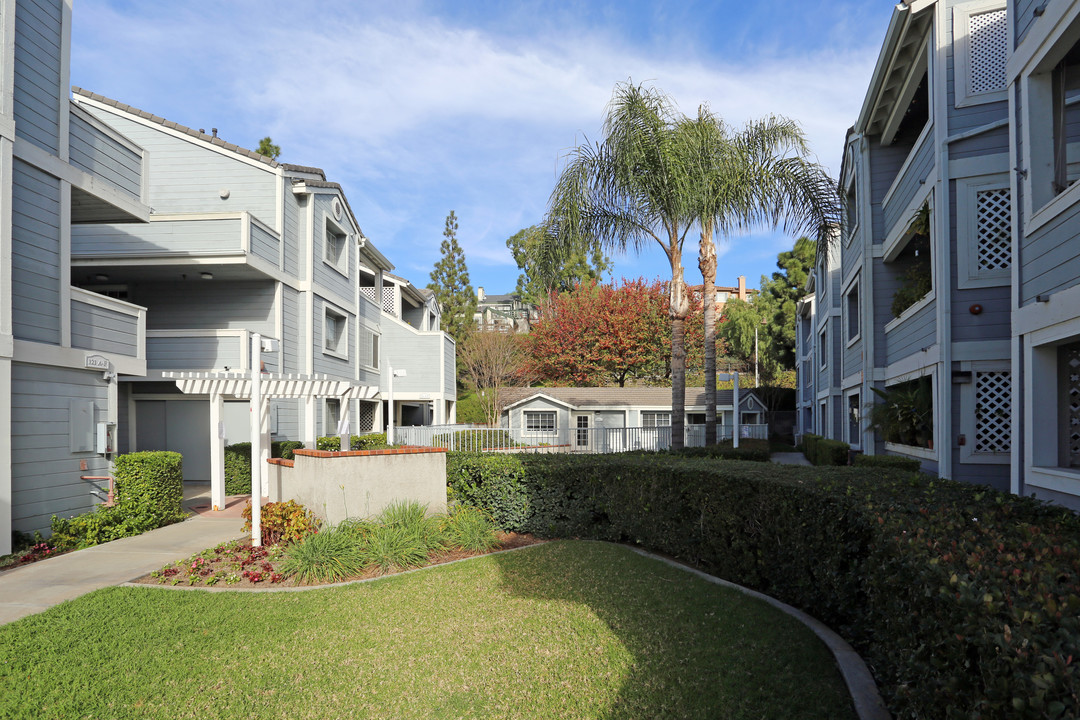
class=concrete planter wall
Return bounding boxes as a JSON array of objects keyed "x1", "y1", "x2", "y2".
[{"x1": 267, "y1": 447, "x2": 447, "y2": 524}]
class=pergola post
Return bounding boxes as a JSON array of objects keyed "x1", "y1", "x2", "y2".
[
  {"x1": 209, "y1": 391, "x2": 225, "y2": 510},
  {"x1": 304, "y1": 395, "x2": 317, "y2": 448}
]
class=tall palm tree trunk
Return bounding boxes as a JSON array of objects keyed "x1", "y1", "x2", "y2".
[
  {"x1": 698, "y1": 225, "x2": 717, "y2": 446},
  {"x1": 669, "y1": 253, "x2": 690, "y2": 451}
]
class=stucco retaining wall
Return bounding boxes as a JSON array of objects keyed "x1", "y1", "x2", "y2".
[{"x1": 267, "y1": 447, "x2": 447, "y2": 524}]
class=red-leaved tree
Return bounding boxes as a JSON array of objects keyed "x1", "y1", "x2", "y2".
[{"x1": 528, "y1": 278, "x2": 705, "y2": 387}]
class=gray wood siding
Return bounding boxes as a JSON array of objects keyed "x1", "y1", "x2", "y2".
[
  {"x1": 312, "y1": 295, "x2": 353, "y2": 378},
  {"x1": 1014, "y1": 0, "x2": 1040, "y2": 47},
  {"x1": 12, "y1": 159, "x2": 61, "y2": 343},
  {"x1": 950, "y1": 382, "x2": 1010, "y2": 492},
  {"x1": 312, "y1": 195, "x2": 352, "y2": 301},
  {"x1": 869, "y1": 140, "x2": 915, "y2": 242},
  {"x1": 283, "y1": 190, "x2": 301, "y2": 278},
  {"x1": 80, "y1": 107, "x2": 278, "y2": 224},
  {"x1": 133, "y1": 281, "x2": 275, "y2": 335},
  {"x1": 72, "y1": 217, "x2": 242, "y2": 257},
  {"x1": 282, "y1": 286, "x2": 301, "y2": 374},
  {"x1": 146, "y1": 335, "x2": 242, "y2": 371},
  {"x1": 843, "y1": 337, "x2": 862, "y2": 379},
  {"x1": 1020, "y1": 199, "x2": 1080, "y2": 302},
  {"x1": 11, "y1": 363, "x2": 110, "y2": 536},
  {"x1": 445, "y1": 336, "x2": 456, "y2": 396},
  {"x1": 944, "y1": 0, "x2": 1010, "y2": 136},
  {"x1": 831, "y1": 315, "x2": 843, "y2": 386},
  {"x1": 272, "y1": 398, "x2": 299, "y2": 441},
  {"x1": 70, "y1": 300, "x2": 139, "y2": 356},
  {"x1": 816, "y1": 320, "x2": 830, "y2": 390},
  {"x1": 948, "y1": 182, "x2": 1012, "y2": 341},
  {"x1": 13, "y1": 0, "x2": 62, "y2": 154},
  {"x1": 379, "y1": 322, "x2": 442, "y2": 393},
  {"x1": 250, "y1": 221, "x2": 280, "y2": 268},
  {"x1": 885, "y1": 299, "x2": 937, "y2": 365},
  {"x1": 948, "y1": 127, "x2": 1009, "y2": 160},
  {"x1": 68, "y1": 111, "x2": 142, "y2": 199},
  {"x1": 882, "y1": 127, "x2": 935, "y2": 236}
]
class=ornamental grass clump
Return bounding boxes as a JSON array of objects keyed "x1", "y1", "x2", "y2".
[
  {"x1": 442, "y1": 505, "x2": 498, "y2": 552},
  {"x1": 278, "y1": 526, "x2": 365, "y2": 585}
]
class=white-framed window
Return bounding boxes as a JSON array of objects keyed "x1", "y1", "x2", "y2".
[
  {"x1": 324, "y1": 218, "x2": 349, "y2": 276},
  {"x1": 956, "y1": 174, "x2": 1011, "y2": 289},
  {"x1": 524, "y1": 411, "x2": 556, "y2": 433},
  {"x1": 324, "y1": 397, "x2": 342, "y2": 437},
  {"x1": 844, "y1": 276, "x2": 860, "y2": 345},
  {"x1": 846, "y1": 390, "x2": 861, "y2": 448},
  {"x1": 1017, "y1": 6, "x2": 1080, "y2": 230},
  {"x1": 953, "y1": 1, "x2": 1008, "y2": 108},
  {"x1": 818, "y1": 324, "x2": 828, "y2": 370},
  {"x1": 842, "y1": 156, "x2": 859, "y2": 247},
  {"x1": 323, "y1": 304, "x2": 348, "y2": 359},
  {"x1": 818, "y1": 399, "x2": 828, "y2": 436},
  {"x1": 642, "y1": 411, "x2": 671, "y2": 428},
  {"x1": 358, "y1": 325, "x2": 380, "y2": 370}
]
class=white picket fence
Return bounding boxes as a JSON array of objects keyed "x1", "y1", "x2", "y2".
[{"x1": 393, "y1": 423, "x2": 769, "y2": 453}]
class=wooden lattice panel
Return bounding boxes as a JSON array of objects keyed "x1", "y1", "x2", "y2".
[
  {"x1": 976, "y1": 188, "x2": 1011, "y2": 271},
  {"x1": 358, "y1": 402, "x2": 376, "y2": 433},
  {"x1": 382, "y1": 286, "x2": 397, "y2": 315},
  {"x1": 969, "y1": 9, "x2": 1007, "y2": 95},
  {"x1": 975, "y1": 371, "x2": 1011, "y2": 453}
]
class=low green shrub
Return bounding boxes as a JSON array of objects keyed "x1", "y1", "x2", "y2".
[
  {"x1": 814, "y1": 438, "x2": 850, "y2": 466},
  {"x1": 113, "y1": 451, "x2": 184, "y2": 522},
  {"x1": 50, "y1": 506, "x2": 160, "y2": 550},
  {"x1": 278, "y1": 526, "x2": 365, "y2": 584},
  {"x1": 376, "y1": 500, "x2": 445, "y2": 551},
  {"x1": 316, "y1": 433, "x2": 391, "y2": 451},
  {"x1": 853, "y1": 454, "x2": 920, "y2": 472},
  {"x1": 274, "y1": 440, "x2": 305, "y2": 460},
  {"x1": 225, "y1": 441, "x2": 312, "y2": 494},
  {"x1": 802, "y1": 433, "x2": 820, "y2": 463},
  {"x1": 446, "y1": 452, "x2": 1080, "y2": 718},
  {"x1": 241, "y1": 500, "x2": 320, "y2": 546},
  {"x1": 669, "y1": 439, "x2": 771, "y2": 462},
  {"x1": 361, "y1": 523, "x2": 434, "y2": 573}
]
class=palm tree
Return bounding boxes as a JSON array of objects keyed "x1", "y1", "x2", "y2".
[
  {"x1": 680, "y1": 109, "x2": 838, "y2": 445},
  {"x1": 544, "y1": 82, "x2": 698, "y2": 449}
]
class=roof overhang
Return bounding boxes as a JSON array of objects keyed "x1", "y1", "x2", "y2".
[
  {"x1": 856, "y1": 2, "x2": 934, "y2": 143},
  {"x1": 501, "y1": 392, "x2": 577, "y2": 412}
]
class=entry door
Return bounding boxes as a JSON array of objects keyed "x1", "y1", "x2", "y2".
[
  {"x1": 134, "y1": 400, "x2": 211, "y2": 482},
  {"x1": 573, "y1": 413, "x2": 590, "y2": 449}
]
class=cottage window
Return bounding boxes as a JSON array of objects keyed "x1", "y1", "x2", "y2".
[
  {"x1": 642, "y1": 411, "x2": 671, "y2": 428},
  {"x1": 323, "y1": 305, "x2": 348, "y2": 359},
  {"x1": 525, "y1": 411, "x2": 555, "y2": 433},
  {"x1": 954, "y1": 1, "x2": 1008, "y2": 107}
]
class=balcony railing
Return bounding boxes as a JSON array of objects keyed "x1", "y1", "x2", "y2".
[
  {"x1": 146, "y1": 329, "x2": 279, "y2": 372},
  {"x1": 394, "y1": 423, "x2": 769, "y2": 453},
  {"x1": 69, "y1": 287, "x2": 146, "y2": 359}
]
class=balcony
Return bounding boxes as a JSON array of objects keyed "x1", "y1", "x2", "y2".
[
  {"x1": 146, "y1": 329, "x2": 279, "y2": 374},
  {"x1": 69, "y1": 287, "x2": 146, "y2": 371},
  {"x1": 379, "y1": 319, "x2": 456, "y2": 398},
  {"x1": 69, "y1": 101, "x2": 148, "y2": 224}
]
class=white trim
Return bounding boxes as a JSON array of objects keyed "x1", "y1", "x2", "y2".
[
  {"x1": 949, "y1": 152, "x2": 1009, "y2": 178},
  {"x1": 58, "y1": 0, "x2": 71, "y2": 162},
  {"x1": 883, "y1": 290, "x2": 936, "y2": 334},
  {"x1": 944, "y1": 117, "x2": 1010, "y2": 145},
  {"x1": 1026, "y1": 466, "x2": 1080, "y2": 496},
  {"x1": 882, "y1": 174, "x2": 935, "y2": 261},
  {"x1": 321, "y1": 302, "x2": 349, "y2": 360},
  {"x1": 882, "y1": 34, "x2": 932, "y2": 145},
  {"x1": 953, "y1": 0, "x2": 1009, "y2": 108},
  {"x1": 844, "y1": 387, "x2": 862, "y2": 450},
  {"x1": 322, "y1": 212, "x2": 350, "y2": 279},
  {"x1": 1014, "y1": 281, "x2": 1080, "y2": 337},
  {"x1": 67, "y1": 100, "x2": 144, "y2": 157},
  {"x1": 841, "y1": 372, "x2": 862, "y2": 391},
  {"x1": 843, "y1": 272, "x2": 861, "y2": 347},
  {"x1": 953, "y1": 340, "x2": 1011, "y2": 362},
  {"x1": 884, "y1": 442, "x2": 937, "y2": 460},
  {"x1": 884, "y1": 346, "x2": 939, "y2": 384},
  {"x1": 958, "y1": 361, "x2": 1012, "y2": 465},
  {"x1": 60, "y1": 182, "x2": 71, "y2": 348},
  {"x1": 13, "y1": 339, "x2": 145, "y2": 377}
]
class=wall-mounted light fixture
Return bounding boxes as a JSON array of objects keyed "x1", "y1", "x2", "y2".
[
  {"x1": 200, "y1": 272, "x2": 214, "y2": 280},
  {"x1": 94, "y1": 273, "x2": 109, "y2": 282}
]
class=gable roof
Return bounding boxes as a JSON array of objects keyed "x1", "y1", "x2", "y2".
[{"x1": 500, "y1": 386, "x2": 763, "y2": 411}]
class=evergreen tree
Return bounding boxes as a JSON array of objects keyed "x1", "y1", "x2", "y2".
[
  {"x1": 506, "y1": 224, "x2": 609, "y2": 305},
  {"x1": 255, "y1": 137, "x2": 281, "y2": 160},
  {"x1": 427, "y1": 211, "x2": 477, "y2": 343}
]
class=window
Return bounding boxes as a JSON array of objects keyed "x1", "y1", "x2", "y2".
[
  {"x1": 843, "y1": 166, "x2": 858, "y2": 246},
  {"x1": 324, "y1": 305, "x2": 348, "y2": 358},
  {"x1": 954, "y1": 1, "x2": 1008, "y2": 107},
  {"x1": 324, "y1": 398, "x2": 342, "y2": 436},
  {"x1": 818, "y1": 324, "x2": 828, "y2": 370},
  {"x1": 642, "y1": 411, "x2": 671, "y2": 428},
  {"x1": 1050, "y1": 43, "x2": 1080, "y2": 199},
  {"x1": 686, "y1": 413, "x2": 705, "y2": 425},
  {"x1": 847, "y1": 392, "x2": 861, "y2": 447},
  {"x1": 525, "y1": 411, "x2": 555, "y2": 433},
  {"x1": 324, "y1": 221, "x2": 348, "y2": 275},
  {"x1": 818, "y1": 399, "x2": 828, "y2": 435},
  {"x1": 845, "y1": 278, "x2": 860, "y2": 343},
  {"x1": 359, "y1": 326, "x2": 379, "y2": 369},
  {"x1": 1060, "y1": 342, "x2": 1080, "y2": 468},
  {"x1": 371, "y1": 333, "x2": 380, "y2": 369},
  {"x1": 957, "y1": 175, "x2": 1012, "y2": 288}
]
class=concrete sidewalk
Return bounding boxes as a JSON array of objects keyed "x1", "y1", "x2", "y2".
[
  {"x1": 770, "y1": 452, "x2": 812, "y2": 466},
  {"x1": 0, "y1": 493, "x2": 247, "y2": 626}
]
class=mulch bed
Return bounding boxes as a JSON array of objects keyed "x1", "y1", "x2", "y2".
[{"x1": 131, "y1": 532, "x2": 545, "y2": 589}]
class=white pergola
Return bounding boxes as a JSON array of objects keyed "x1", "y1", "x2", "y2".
[{"x1": 164, "y1": 371, "x2": 380, "y2": 511}]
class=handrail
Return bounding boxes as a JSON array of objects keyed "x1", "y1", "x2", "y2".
[{"x1": 82, "y1": 475, "x2": 115, "y2": 506}]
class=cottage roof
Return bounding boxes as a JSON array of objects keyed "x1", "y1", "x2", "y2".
[{"x1": 500, "y1": 386, "x2": 759, "y2": 410}]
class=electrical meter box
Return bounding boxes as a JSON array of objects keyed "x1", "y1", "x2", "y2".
[{"x1": 96, "y1": 422, "x2": 115, "y2": 455}]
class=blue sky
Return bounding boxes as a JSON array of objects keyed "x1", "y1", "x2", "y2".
[{"x1": 71, "y1": 0, "x2": 896, "y2": 295}]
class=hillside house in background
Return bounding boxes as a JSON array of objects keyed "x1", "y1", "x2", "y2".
[
  {"x1": 797, "y1": 0, "x2": 1080, "y2": 511},
  {"x1": 687, "y1": 275, "x2": 757, "y2": 317},
  {"x1": 474, "y1": 287, "x2": 538, "y2": 332}
]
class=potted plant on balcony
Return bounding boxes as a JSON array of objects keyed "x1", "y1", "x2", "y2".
[{"x1": 866, "y1": 377, "x2": 933, "y2": 448}]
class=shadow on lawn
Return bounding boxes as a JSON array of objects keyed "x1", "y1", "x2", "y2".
[{"x1": 487, "y1": 540, "x2": 856, "y2": 720}]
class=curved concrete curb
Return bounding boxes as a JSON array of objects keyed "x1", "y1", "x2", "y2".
[{"x1": 624, "y1": 546, "x2": 891, "y2": 720}]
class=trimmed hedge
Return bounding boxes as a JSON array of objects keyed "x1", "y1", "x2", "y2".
[
  {"x1": 801, "y1": 434, "x2": 850, "y2": 466},
  {"x1": 51, "y1": 451, "x2": 185, "y2": 550},
  {"x1": 224, "y1": 441, "x2": 316, "y2": 494},
  {"x1": 114, "y1": 451, "x2": 184, "y2": 521},
  {"x1": 853, "y1": 454, "x2": 921, "y2": 472},
  {"x1": 447, "y1": 452, "x2": 1080, "y2": 718},
  {"x1": 668, "y1": 439, "x2": 771, "y2": 462},
  {"x1": 316, "y1": 433, "x2": 391, "y2": 452}
]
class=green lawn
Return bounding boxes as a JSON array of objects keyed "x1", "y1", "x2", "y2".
[{"x1": 0, "y1": 541, "x2": 856, "y2": 720}]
